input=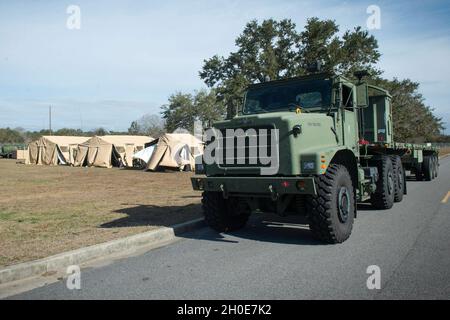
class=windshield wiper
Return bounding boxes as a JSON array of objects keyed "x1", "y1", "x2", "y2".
[{"x1": 326, "y1": 103, "x2": 338, "y2": 116}]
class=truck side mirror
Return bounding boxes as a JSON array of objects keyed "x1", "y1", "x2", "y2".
[{"x1": 356, "y1": 83, "x2": 369, "y2": 108}]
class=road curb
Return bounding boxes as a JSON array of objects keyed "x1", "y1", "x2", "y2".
[{"x1": 0, "y1": 218, "x2": 205, "y2": 285}]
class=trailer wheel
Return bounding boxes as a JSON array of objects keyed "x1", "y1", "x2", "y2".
[
  {"x1": 423, "y1": 156, "x2": 433, "y2": 181},
  {"x1": 306, "y1": 164, "x2": 355, "y2": 244},
  {"x1": 370, "y1": 156, "x2": 395, "y2": 209},
  {"x1": 431, "y1": 155, "x2": 438, "y2": 178},
  {"x1": 434, "y1": 155, "x2": 439, "y2": 177},
  {"x1": 390, "y1": 155, "x2": 404, "y2": 202},
  {"x1": 415, "y1": 167, "x2": 423, "y2": 181},
  {"x1": 202, "y1": 192, "x2": 250, "y2": 232}
]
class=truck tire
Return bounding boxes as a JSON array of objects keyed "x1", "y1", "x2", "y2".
[
  {"x1": 434, "y1": 155, "x2": 439, "y2": 177},
  {"x1": 432, "y1": 155, "x2": 438, "y2": 178},
  {"x1": 370, "y1": 156, "x2": 395, "y2": 209},
  {"x1": 423, "y1": 156, "x2": 433, "y2": 181},
  {"x1": 306, "y1": 164, "x2": 355, "y2": 244},
  {"x1": 390, "y1": 155, "x2": 404, "y2": 203},
  {"x1": 202, "y1": 192, "x2": 250, "y2": 232}
]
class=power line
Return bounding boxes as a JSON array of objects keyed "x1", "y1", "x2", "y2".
[{"x1": 49, "y1": 105, "x2": 52, "y2": 135}]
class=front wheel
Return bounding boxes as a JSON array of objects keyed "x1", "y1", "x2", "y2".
[
  {"x1": 202, "y1": 192, "x2": 250, "y2": 232},
  {"x1": 306, "y1": 164, "x2": 355, "y2": 244}
]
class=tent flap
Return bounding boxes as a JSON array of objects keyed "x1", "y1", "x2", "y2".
[{"x1": 145, "y1": 133, "x2": 203, "y2": 171}]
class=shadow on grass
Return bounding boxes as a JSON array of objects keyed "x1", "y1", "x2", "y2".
[{"x1": 100, "y1": 203, "x2": 202, "y2": 229}]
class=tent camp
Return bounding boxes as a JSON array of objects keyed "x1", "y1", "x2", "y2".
[
  {"x1": 73, "y1": 135, "x2": 153, "y2": 168},
  {"x1": 135, "y1": 133, "x2": 203, "y2": 171},
  {"x1": 26, "y1": 136, "x2": 90, "y2": 165}
]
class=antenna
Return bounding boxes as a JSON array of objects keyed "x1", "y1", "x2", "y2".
[
  {"x1": 79, "y1": 108, "x2": 83, "y2": 131},
  {"x1": 49, "y1": 105, "x2": 52, "y2": 135}
]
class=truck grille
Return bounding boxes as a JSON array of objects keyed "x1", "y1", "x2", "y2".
[{"x1": 218, "y1": 126, "x2": 276, "y2": 168}]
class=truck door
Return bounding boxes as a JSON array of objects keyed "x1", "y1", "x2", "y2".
[{"x1": 341, "y1": 84, "x2": 359, "y2": 153}]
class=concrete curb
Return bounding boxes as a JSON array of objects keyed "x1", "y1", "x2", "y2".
[{"x1": 0, "y1": 218, "x2": 205, "y2": 285}]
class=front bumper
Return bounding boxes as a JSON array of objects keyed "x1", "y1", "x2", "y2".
[{"x1": 191, "y1": 176, "x2": 317, "y2": 197}]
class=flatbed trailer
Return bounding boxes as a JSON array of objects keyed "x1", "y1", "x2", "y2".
[{"x1": 361, "y1": 142, "x2": 439, "y2": 176}]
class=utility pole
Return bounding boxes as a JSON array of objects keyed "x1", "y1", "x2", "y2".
[{"x1": 49, "y1": 105, "x2": 52, "y2": 135}]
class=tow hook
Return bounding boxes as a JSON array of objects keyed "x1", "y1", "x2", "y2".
[
  {"x1": 268, "y1": 184, "x2": 278, "y2": 201},
  {"x1": 220, "y1": 184, "x2": 229, "y2": 199}
]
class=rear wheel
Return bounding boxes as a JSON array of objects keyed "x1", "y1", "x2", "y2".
[
  {"x1": 202, "y1": 192, "x2": 250, "y2": 232},
  {"x1": 390, "y1": 155, "x2": 404, "y2": 203},
  {"x1": 432, "y1": 155, "x2": 438, "y2": 178},
  {"x1": 306, "y1": 164, "x2": 355, "y2": 244},
  {"x1": 434, "y1": 155, "x2": 439, "y2": 177},
  {"x1": 423, "y1": 156, "x2": 433, "y2": 181},
  {"x1": 370, "y1": 156, "x2": 395, "y2": 209},
  {"x1": 415, "y1": 167, "x2": 423, "y2": 181}
]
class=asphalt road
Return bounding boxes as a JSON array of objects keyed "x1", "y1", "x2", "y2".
[{"x1": 9, "y1": 157, "x2": 450, "y2": 300}]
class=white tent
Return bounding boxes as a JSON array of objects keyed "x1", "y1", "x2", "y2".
[
  {"x1": 138, "y1": 133, "x2": 203, "y2": 171},
  {"x1": 74, "y1": 135, "x2": 153, "y2": 168},
  {"x1": 133, "y1": 145, "x2": 155, "y2": 164},
  {"x1": 26, "y1": 136, "x2": 90, "y2": 165}
]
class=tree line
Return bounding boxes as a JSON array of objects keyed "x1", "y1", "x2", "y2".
[{"x1": 0, "y1": 127, "x2": 126, "y2": 144}]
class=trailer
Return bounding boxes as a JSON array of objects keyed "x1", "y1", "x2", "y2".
[{"x1": 191, "y1": 68, "x2": 440, "y2": 244}]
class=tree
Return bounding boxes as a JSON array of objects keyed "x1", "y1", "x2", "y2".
[
  {"x1": 54, "y1": 128, "x2": 84, "y2": 136},
  {"x1": 161, "y1": 92, "x2": 196, "y2": 132},
  {"x1": 200, "y1": 18, "x2": 381, "y2": 117},
  {"x1": 372, "y1": 78, "x2": 444, "y2": 141},
  {"x1": 0, "y1": 128, "x2": 25, "y2": 143},
  {"x1": 194, "y1": 89, "x2": 226, "y2": 127},
  {"x1": 128, "y1": 114, "x2": 166, "y2": 137},
  {"x1": 161, "y1": 89, "x2": 225, "y2": 132},
  {"x1": 200, "y1": 17, "x2": 443, "y2": 141},
  {"x1": 128, "y1": 121, "x2": 140, "y2": 135},
  {"x1": 93, "y1": 128, "x2": 108, "y2": 136}
]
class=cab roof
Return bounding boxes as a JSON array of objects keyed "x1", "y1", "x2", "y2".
[{"x1": 247, "y1": 72, "x2": 334, "y2": 89}]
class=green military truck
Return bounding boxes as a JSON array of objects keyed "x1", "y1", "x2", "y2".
[
  {"x1": 0, "y1": 144, "x2": 26, "y2": 159},
  {"x1": 191, "y1": 69, "x2": 439, "y2": 244}
]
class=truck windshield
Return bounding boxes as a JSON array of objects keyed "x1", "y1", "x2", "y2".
[{"x1": 243, "y1": 79, "x2": 332, "y2": 114}]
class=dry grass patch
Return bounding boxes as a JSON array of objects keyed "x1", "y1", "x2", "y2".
[
  {"x1": 0, "y1": 159, "x2": 202, "y2": 267},
  {"x1": 439, "y1": 147, "x2": 450, "y2": 157}
]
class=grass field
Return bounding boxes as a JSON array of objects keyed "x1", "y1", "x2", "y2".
[
  {"x1": 440, "y1": 147, "x2": 450, "y2": 157},
  {"x1": 0, "y1": 159, "x2": 202, "y2": 267}
]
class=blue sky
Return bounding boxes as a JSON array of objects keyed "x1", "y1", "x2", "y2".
[{"x1": 0, "y1": 0, "x2": 449, "y2": 133}]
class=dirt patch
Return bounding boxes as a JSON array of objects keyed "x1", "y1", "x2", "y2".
[{"x1": 0, "y1": 159, "x2": 202, "y2": 267}]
